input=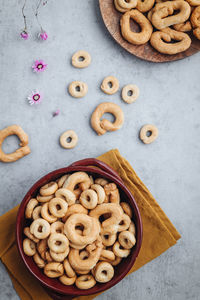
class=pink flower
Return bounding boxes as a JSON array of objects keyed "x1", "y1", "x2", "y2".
[
  {"x1": 32, "y1": 60, "x2": 47, "y2": 73},
  {"x1": 38, "y1": 31, "x2": 48, "y2": 41},
  {"x1": 27, "y1": 90, "x2": 42, "y2": 105},
  {"x1": 20, "y1": 30, "x2": 29, "y2": 40}
]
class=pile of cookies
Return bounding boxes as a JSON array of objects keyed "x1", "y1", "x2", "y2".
[
  {"x1": 114, "y1": 0, "x2": 200, "y2": 55},
  {"x1": 23, "y1": 172, "x2": 136, "y2": 290}
]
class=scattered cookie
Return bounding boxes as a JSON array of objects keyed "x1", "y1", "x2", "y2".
[
  {"x1": 139, "y1": 124, "x2": 158, "y2": 144},
  {"x1": 72, "y1": 50, "x2": 91, "y2": 68},
  {"x1": 60, "y1": 130, "x2": 78, "y2": 149},
  {"x1": 101, "y1": 76, "x2": 119, "y2": 95},
  {"x1": 91, "y1": 102, "x2": 124, "y2": 136},
  {"x1": 122, "y1": 84, "x2": 139, "y2": 103},
  {"x1": 68, "y1": 81, "x2": 88, "y2": 98},
  {"x1": 0, "y1": 125, "x2": 31, "y2": 163}
]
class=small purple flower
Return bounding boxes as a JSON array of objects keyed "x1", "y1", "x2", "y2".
[
  {"x1": 32, "y1": 60, "x2": 47, "y2": 73},
  {"x1": 53, "y1": 109, "x2": 60, "y2": 117},
  {"x1": 28, "y1": 90, "x2": 42, "y2": 105},
  {"x1": 20, "y1": 30, "x2": 29, "y2": 40},
  {"x1": 38, "y1": 30, "x2": 48, "y2": 41}
]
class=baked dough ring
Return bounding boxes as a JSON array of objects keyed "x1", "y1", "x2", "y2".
[
  {"x1": 44, "y1": 262, "x2": 64, "y2": 278},
  {"x1": 120, "y1": 9, "x2": 153, "y2": 45},
  {"x1": 122, "y1": 84, "x2": 140, "y2": 104},
  {"x1": 139, "y1": 124, "x2": 159, "y2": 144},
  {"x1": 120, "y1": 202, "x2": 133, "y2": 218},
  {"x1": 114, "y1": 0, "x2": 137, "y2": 12},
  {"x1": 62, "y1": 203, "x2": 88, "y2": 223},
  {"x1": 101, "y1": 76, "x2": 119, "y2": 95},
  {"x1": 48, "y1": 233, "x2": 69, "y2": 253},
  {"x1": 75, "y1": 275, "x2": 96, "y2": 289},
  {"x1": 68, "y1": 81, "x2": 88, "y2": 98},
  {"x1": 151, "y1": 1, "x2": 191, "y2": 30},
  {"x1": 59, "y1": 275, "x2": 76, "y2": 285},
  {"x1": 24, "y1": 227, "x2": 39, "y2": 243},
  {"x1": 80, "y1": 189, "x2": 98, "y2": 209},
  {"x1": 63, "y1": 259, "x2": 76, "y2": 277},
  {"x1": 50, "y1": 221, "x2": 64, "y2": 234},
  {"x1": 91, "y1": 102, "x2": 124, "y2": 136},
  {"x1": 64, "y1": 213, "x2": 100, "y2": 247},
  {"x1": 186, "y1": 0, "x2": 200, "y2": 6},
  {"x1": 72, "y1": 50, "x2": 91, "y2": 68},
  {"x1": 94, "y1": 262, "x2": 114, "y2": 283},
  {"x1": 40, "y1": 182, "x2": 58, "y2": 196},
  {"x1": 91, "y1": 184, "x2": 106, "y2": 204},
  {"x1": 60, "y1": 130, "x2": 78, "y2": 149},
  {"x1": 33, "y1": 252, "x2": 45, "y2": 268},
  {"x1": 25, "y1": 198, "x2": 38, "y2": 219},
  {"x1": 63, "y1": 172, "x2": 91, "y2": 193},
  {"x1": 0, "y1": 125, "x2": 31, "y2": 162},
  {"x1": 137, "y1": 0, "x2": 155, "y2": 13},
  {"x1": 30, "y1": 218, "x2": 51, "y2": 239},
  {"x1": 191, "y1": 6, "x2": 200, "y2": 27},
  {"x1": 50, "y1": 248, "x2": 69, "y2": 262},
  {"x1": 41, "y1": 202, "x2": 57, "y2": 223},
  {"x1": 23, "y1": 238, "x2": 36, "y2": 256},
  {"x1": 55, "y1": 188, "x2": 76, "y2": 206},
  {"x1": 113, "y1": 241, "x2": 131, "y2": 257},
  {"x1": 49, "y1": 198, "x2": 68, "y2": 218},
  {"x1": 173, "y1": 21, "x2": 192, "y2": 32},
  {"x1": 118, "y1": 231, "x2": 136, "y2": 249}
]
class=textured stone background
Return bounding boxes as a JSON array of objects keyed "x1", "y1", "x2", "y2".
[{"x1": 0, "y1": 0, "x2": 200, "y2": 299}]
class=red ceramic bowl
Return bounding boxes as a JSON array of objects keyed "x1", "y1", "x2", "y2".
[{"x1": 16, "y1": 158, "x2": 142, "y2": 299}]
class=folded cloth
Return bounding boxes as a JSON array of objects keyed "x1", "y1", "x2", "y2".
[{"x1": 0, "y1": 149, "x2": 181, "y2": 300}]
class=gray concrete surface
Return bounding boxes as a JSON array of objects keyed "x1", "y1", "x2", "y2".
[{"x1": 0, "y1": 0, "x2": 200, "y2": 299}]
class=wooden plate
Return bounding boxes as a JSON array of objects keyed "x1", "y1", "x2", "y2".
[{"x1": 99, "y1": 0, "x2": 200, "y2": 62}]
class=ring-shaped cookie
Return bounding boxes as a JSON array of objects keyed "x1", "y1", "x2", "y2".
[
  {"x1": 32, "y1": 206, "x2": 42, "y2": 220},
  {"x1": 59, "y1": 275, "x2": 76, "y2": 285},
  {"x1": 113, "y1": 241, "x2": 131, "y2": 257},
  {"x1": 80, "y1": 189, "x2": 98, "y2": 209},
  {"x1": 100, "y1": 249, "x2": 115, "y2": 261},
  {"x1": 101, "y1": 76, "x2": 119, "y2": 95},
  {"x1": 118, "y1": 230, "x2": 136, "y2": 249},
  {"x1": 41, "y1": 203, "x2": 57, "y2": 223},
  {"x1": 72, "y1": 50, "x2": 91, "y2": 68},
  {"x1": 48, "y1": 233, "x2": 69, "y2": 253},
  {"x1": 118, "y1": 213, "x2": 131, "y2": 232},
  {"x1": 33, "y1": 252, "x2": 45, "y2": 268},
  {"x1": 55, "y1": 188, "x2": 76, "y2": 206},
  {"x1": 50, "y1": 248, "x2": 69, "y2": 262},
  {"x1": 122, "y1": 84, "x2": 140, "y2": 104},
  {"x1": 0, "y1": 125, "x2": 31, "y2": 163},
  {"x1": 68, "y1": 81, "x2": 88, "y2": 98},
  {"x1": 58, "y1": 174, "x2": 69, "y2": 188},
  {"x1": 62, "y1": 203, "x2": 88, "y2": 223},
  {"x1": 40, "y1": 182, "x2": 58, "y2": 196},
  {"x1": 24, "y1": 227, "x2": 39, "y2": 243},
  {"x1": 140, "y1": 124, "x2": 159, "y2": 144},
  {"x1": 63, "y1": 259, "x2": 76, "y2": 278},
  {"x1": 94, "y1": 262, "x2": 114, "y2": 283},
  {"x1": 75, "y1": 275, "x2": 96, "y2": 290},
  {"x1": 25, "y1": 198, "x2": 38, "y2": 219},
  {"x1": 23, "y1": 238, "x2": 36, "y2": 256},
  {"x1": 120, "y1": 9, "x2": 153, "y2": 45},
  {"x1": 91, "y1": 102, "x2": 124, "y2": 136},
  {"x1": 49, "y1": 198, "x2": 68, "y2": 218},
  {"x1": 91, "y1": 184, "x2": 106, "y2": 204},
  {"x1": 50, "y1": 221, "x2": 64, "y2": 234},
  {"x1": 137, "y1": 0, "x2": 155, "y2": 13},
  {"x1": 120, "y1": 202, "x2": 133, "y2": 218},
  {"x1": 95, "y1": 178, "x2": 109, "y2": 186},
  {"x1": 60, "y1": 130, "x2": 78, "y2": 149},
  {"x1": 44, "y1": 262, "x2": 64, "y2": 278},
  {"x1": 63, "y1": 172, "x2": 91, "y2": 193},
  {"x1": 64, "y1": 213, "x2": 100, "y2": 247},
  {"x1": 101, "y1": 232, "x2": 117, "y2": 247},
  {"x1": 30, "y1": 218, "x2": 51, "y2": 239},
  {"x1": 37, "y1": 194, "x2": 54, "y2": 203}
]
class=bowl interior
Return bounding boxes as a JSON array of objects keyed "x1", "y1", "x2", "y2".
[{"x1": 16, "y1": 165, "x2": 142, "y2": 296}]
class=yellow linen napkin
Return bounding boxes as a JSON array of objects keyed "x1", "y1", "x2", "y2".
[{"x1": 0, "y1": 149, "x2": 181, "y2": 300}]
